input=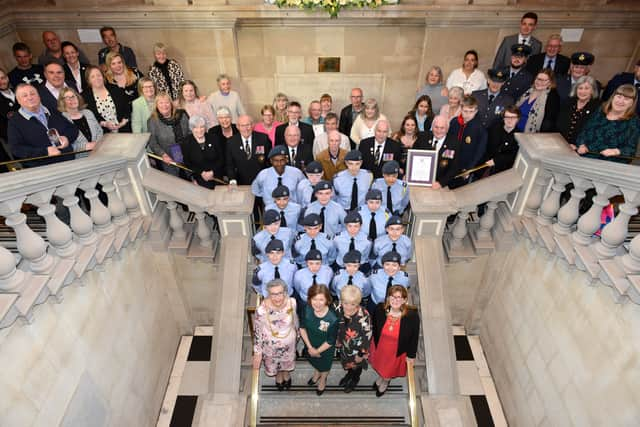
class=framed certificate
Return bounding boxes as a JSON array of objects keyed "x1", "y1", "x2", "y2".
[{"x1": 405, "y1": 149, "x2": 437, "y2": 187}]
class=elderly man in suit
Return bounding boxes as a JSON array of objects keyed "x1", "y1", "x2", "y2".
[
  {"x1": 472, "y1": 69, "x2": 515, "y2": 129},
  {"x1": 226, "y1": 114, "x2": 271, "y2": 185},
  {"x1": 493, "y1": 12, "x2": 541, "y2": 71},
  {"x1": 339, "y1": 87, "x2": 364, "y2": 148},
  {"x1": 556, "y1": 52, "x2": 600, "y2": 105},
  {"x1": 526, "y1": 34, "x2": 570, "y2": 77},
  {"x1": 358, "y1": 119, "x2": 402, "y2": 179},
  {"x1": 602, "y1": 58, "x2": 640, "y2": 116},
  {"x1": 274, "y1": 101, "x2": 315, "y2": 147},
  {"x1": 283, "y1": 124, "x2": 314, "y2": 170}
]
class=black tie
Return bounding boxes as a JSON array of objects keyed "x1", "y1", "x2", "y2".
[
  {"x1": 386, "y1": 276, "x2": 393, "y2": 290},
  {"x1": 277, "y1": 176, "x2": 283, "y2": 186},
  {"x1": 349, "y1": 237, "x2": 356, "y2": 252},
  {"x1": 310, "y1": 238, "x2": 317, "y2": 251},
  {"x1": 290, "y1": 148, "x2": 296, "y2": 165},
  {"x1": 280, "y1": 211, "x2": 287, "y2": 228},
  {"x1": 392, "y1": 242, "x2": 397, "y2": 252},
  {"x1": 244, "y1": 139, "x2": 251, "y2": 160},
  {"x1": 348, "y1": 275, "x2": 353, "y2": 285},
  {"x1": 488, "y1": 94, "x2": 495, "y2": 104},
  {"x1": 374, "y1": 145, "x2": 382, "y2": 165},
  {"x1": 312, "y1": 274, "x2": 317, "y2": 286},
  {"x1": 311, "y1": 192, "x2": 317, "y2": 203},
  {"x1": 270, "y1": 235, "x2": 275, "y2": 241},
  {"x1": 545, "y1": 59, "x2": 553, "y2": 69},
  {"x1": 274, "y1": 266, "x2": 280, "y2": 279},
  {"x1": 369, "y1": 212, "x2": 377, "y2": 241},
  {"x1": 511, "y1": 71, "x2": 515, "y2": 78},
  {"x1": 386, "y1": 186, "x2": 393, "y2": 213},
  {"x1": 319, "y1": 207, "x2": 326, "y2": 233},
  {"x1": 350, "y1": 178, "x2": 358, "y2": 211}
]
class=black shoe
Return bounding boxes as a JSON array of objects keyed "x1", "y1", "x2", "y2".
[
  {"x1": 307, "y1": 376, "x2": 319, "y2": 386},
  {"x1": 375, "y1": 381, "x2": 389, "y2": 398},
  {"x1": 339, "y1": 370, "x2": 352, "y2": 387},
  {"x1": 344, "y1": 376, "x2": 360, "y2": 393},
  {"x1": 276, "y1": 381, "x2": 285, "y2": 391},
  {"x1": 316, "y1": 386, "x2": 325, "y2": 396},
  {"x1": 372, "y1": 382, "x2": 378, "y2": 391},
  {"x1": 284, "y1": 378, "x2": 292, "y2": 390}
]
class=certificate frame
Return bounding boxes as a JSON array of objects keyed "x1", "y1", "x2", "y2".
[{"x1": 405, "y1": 149, "x2": 437, "y2": 187}]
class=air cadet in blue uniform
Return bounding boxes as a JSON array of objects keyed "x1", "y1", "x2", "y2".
[
  {"x1": 358, "y1": 189, "x2": 390, "y2": 242},
  {"x1": 333, "y1": 211, "x2": 372, "y2": 273},
  {"x1": 372, "y1": 216, "x2": 413, "y2": 268},
  {"x1": 296, "y1": 161, "x2": 324, "y2": 208},
  {"x1": 333, "y1": 150, "x2": 373, "y2": 211},
  {"x1": 251, "y1": 209, "x2": 295, "y2": 262},
  {"x1": 264, "y1": 185, "x2": 302, "y2": 232},
  {"x1": 332, "y1": 250, "x2": 371, "y2": 305},
  {"x1": 304, "y1": 180, "x2": 346, "y2": 238},
  {"x1": 371, "y1": 161, "x2": 410, "y2": 216},
  {"x1": 293, "y1": 213, "x2": 336, "y2": 266},
  {"x1": 293, "y1": 249, "x2": 334, "y2": 315},
  {"x1": 252, "y1": 239, "x2": 297, "y2": 296},
  {"x1": 252, "y1": 145, "x2": 305, "y2": 206},
  {"x1": 368, "y1": 251, "x2": 410, "y2": 312}
]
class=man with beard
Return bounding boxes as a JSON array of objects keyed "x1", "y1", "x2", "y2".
[{"x1": 500, "y1": 44, "x2": 534, "y2": 101}]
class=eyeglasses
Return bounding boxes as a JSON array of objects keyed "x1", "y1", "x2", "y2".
[
  {"x1": 535, "y1": 77, "x2": 550, "y2": 82},
  {"x1": 63, "y1": 95, "x2": 76, "y2": 100},
  {"x1": 268, "y1": 291, "x2": 285, "y2": 297},
  {"x1": 389, "y1": 295, "x2": 405, "y2": 301},
  {"x1": 504, "y1": 115, "x2": 519, "y2": 119}
]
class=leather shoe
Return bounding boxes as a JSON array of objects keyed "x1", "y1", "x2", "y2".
[
  {"x1": 316, "y1": 386, "x2": 325, "y2": 396},
  {"x1": 372, "y1": 382, "x2": 378, "y2": 391},
  {"x1": 344, "y1": 377, "x2": 360, "y2": 393},
  {"x1": 284, "y1": 378, "x2": 292, "y2": 390},
  {"x1": 276, "y1": 381, "x2": 285, "y2": 391},
  {"x1": 307, "y1": 377, "x2": 319, "y2": 386},
  {"x1": 375, "y1": 381, "x2": 389, "y2": 398},
  {"x1": 339, "y1": 371, "x2": 352, "y2": 387}
]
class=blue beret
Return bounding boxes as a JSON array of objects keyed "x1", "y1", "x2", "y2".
[
  {"x1": 570, "y1": 52, "x2": 594, "y2": 66},
  {"x1": 305, "y1": 249, "x2": 323, "y2": 261},
  {"x1": 345, "y1": 150, "x2": 363, "y2": 161},
  {"x1": 303, "y1": 213, "x2": 322, "y2": 227},
  {"x1": 263, "y1": 209, "x2": 281, "y2": 225},
  {"x1": 510, "y1": 43, "x2": 532, "y2": 57},
  {"x1": 305, "y1": 161, "x2": 323, "y2": 174},
  {"x1": 314, "y1": 180, "x2": 332, "y2": 193},
  {"x1": 268, "y1": 145, "x2": 288, "y2": 159},
  {"x1": 365, "y1": 189, "x2": 383, "y2": 201},
  {"x1": 344, "y1": 211, "x2": 363, "y2": 224},
  {"x1": 381, "y1": 251, "x2": 401, "y2": 264},
  {"x1": 271, "y1": 185, "x2": 290, "y2": 199},
  {"x1": 386, "y1": 215, "x2": 403, "y2": 227},
  {"x1": 343, "y1": 250, "x2": 362, "y2": 264},
  {"x1": 382, "y1": 160, "x2": 400, "y2": 175},
  {"x1": 265, "y1": 238, "x2": 284, "y2": 252},
  {"x1": 487, "y1": 68, "x2": 507, "y2": 83}
]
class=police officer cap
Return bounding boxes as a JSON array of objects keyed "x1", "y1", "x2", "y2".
[
  {"x1": 365, "y1": 188, "x2": 383, "y2": 201},
  {"x1": 268, "y1": 145, "x2": 288, "y2": 159},
  {"x1": 487, "y1": 68, "x2": 507, "y2": 83},
  {"x1": 570, "y1": 52, "x2": 594, "y2": 66},
  {"x1": 305, "y1": 249, "x2": 323, "y2": 262},
  {"x1": 343, "y1": 250, "x2": 362, "y2": 264},
  {"x1": 381, "y1": 251, "x2": 401, "y2": 264},
  {"x1": 265, "y1": 238, "x2": 284, "y2": 252},
  {"x1": 382, "y1": 160, "x2": 400, "y2": 175},
  {"x1": 263, "y1": 209, "x2": 282, "y2": 225},
  {"x1": 345, "y1": 150, "x2": 363, "y2": 161},
  {"x1": 314, "y1": 180, "x2": 332, "y2": 193},
  {"x1": 305, "y1": 161, "x2": 323, "y2": 174},
  {"x1": 344, "y1": 211, "x2": 363, "y2": 224},
  {"x1": 302, "y1": 213, "x2": 322, "y2": 227},
  {"x1": 271, "y1": 185, "x2": 290, "y2": 199},
  {"x1": 510, "y1": 43, "x2": 532, "y2": 57},
  {"x1": 385, "y1": 215, "x2": 403, "y2": 228}
]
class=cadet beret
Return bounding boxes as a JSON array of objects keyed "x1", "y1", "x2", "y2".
[
  {"x1": 510, "y1": 43, "x2": 532, "y2": 57},
  {"x1": 382, "y1": 160, "x2": 400, "y2": 175},
  {"x1": 381, "y1": 251, "x2": 401, "y2": 264},
  {"x1": 268, "y1": 145, "x2": 288, "y2": 159},
  {"x1": 570, "y1": 52, "x2": 594, "y2": 66},
  {"x1": 344, "y1": 211, "x2": 363, "y2": 224},
  {"x1": 365, "y1": 189, "x2": 383, "y2": 201},
  {"x1": 345, "y1": 150, "x2": 363, "y2": 161},
  {"x1": 265, "y1": 238, "x2": 284, "y2": 252},
  {"x1": 302, "y1": 213, "x2": 322, "y2": 227},
  {"x1": 305, "y1": 161, "x2": 323, "y2": 174},
  {"x1": 487, "y1": 68, "x2": 507, "y2": 83},
  {"x1": 305, "y1": 249, "x2": 323, "y2": 262},
  {"x1": 314, "y1": 180, "x2": 332, "y2": 193},
  {"x1": 271, "y1": 185, "x2": 290, "y2": 199},
  {"x1": 263, "y1": 209, "x2": 282, "y2": 225},
  {"x1": 386, "y1": 215, "x2": 403, "y2": 227},
  {"x1": 343, "y1": 250, "x2": 362, "y2": 264}
]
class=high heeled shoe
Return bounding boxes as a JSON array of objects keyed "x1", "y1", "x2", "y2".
[
  {"x1": 307, "y1": 376, "x2": 319, "y2": 386},
  {"x1": 276, "y1": 380, "x2": 285, "y2": 391},
  {"x1": 375, "y1": 380, "x2": 389, "y2": 398},
  {"x1": 284, "y1": 378, "x2": 292, "y2": 390}
]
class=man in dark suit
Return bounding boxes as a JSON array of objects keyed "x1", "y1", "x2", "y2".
[
  {"x1": 602, "y1": 58, "x2": 640, "y2": 115},
  {"x1": 283, "y1": 125, "x2": 314, "y2": 170},
  {"x1": 37, "y1": 61, "x2": 77, "y2": 112},
  {"x1": 526, "y1": 34, "x2": 570, "y2": 77},
  {"x1": 339, "y1": 87, "x2": 364, "y2": 147},
  {"x1": 500, "y1": 44, "x2": 534, "y2": 101},
  {"x1": 492, "y1": 12, "x2": 542, "y2": 71},
  {"x1": 274, "y1": 101, "x2": 315, "y2": 146},
  {"x1": 472, "y1": 69, "x2": 514, "y2": 129},
  {"x1": 358, "y1": 119, "x2": 402, "y2": 179},
  {"x1": 556, "y1": 52, "x2": 600, "y2": 105},
  {"x1": 428, "y1": 115, "x2": 461, "y2": 190},
  {"x1": 226, "y1": 115, "x2": 271, "y2": 185}
]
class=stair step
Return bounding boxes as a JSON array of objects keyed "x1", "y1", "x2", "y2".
[{"x1": 258, "y1": 417, "x2": 408, "y2": 426}]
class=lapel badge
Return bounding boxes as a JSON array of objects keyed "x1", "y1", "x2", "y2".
[{"x1": 465, "y1": 136, "x2": 471, "y2": 144}]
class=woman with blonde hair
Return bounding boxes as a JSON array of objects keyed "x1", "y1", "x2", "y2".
[
  {"x1": 104, "y1": 51, "x2": 142, "y2": 104},
  {"x1": 350, "y1": 98, "x2": 389, "y2": 147},
  {"x1": 148, "y1": 43, "x2": 185, "y2": 100},
  {"x1": 147, "y1": 91, "x2": 190, "y2": 176},
  {"x1": 417, "y1": 65, "x2": 448, "y2": 112},
  {"x1": 57, "y1": 87, "x2": 102, "y2": 154},
  {"x1": 273, "y1": 92, "x2": 289, "y2": 123}
]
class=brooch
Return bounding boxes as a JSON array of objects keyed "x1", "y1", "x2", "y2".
[
  {"x1": 465, "y1": 136, "x2": 471, "y2": 144},
  {"x1": 319, "y1": 320, "x2": 329, "y2": 332}
]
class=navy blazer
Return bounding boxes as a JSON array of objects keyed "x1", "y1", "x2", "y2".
[
  {"x1": 526, "y1": 53, "x2": 570, "y2": 77},
  {"x1": 274, "y1": 121, "x2": 315, "y2": 147},
  {"x1": 37, "y1": 80, "x2": 78, "y2": 113},
  {"x1": 472, "y1": 89, "x2": 515, "y2": 129},
  {"x1": 358, "y1": 136, "x2": 403, "y2": 179}
]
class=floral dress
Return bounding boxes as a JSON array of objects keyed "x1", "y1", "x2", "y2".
[
  {"x1": 335, "y1": 305, "x2": 372, "y2": 370},
  {"x1": 253, "y1": 297, "x2": 298, "y2": 376}
]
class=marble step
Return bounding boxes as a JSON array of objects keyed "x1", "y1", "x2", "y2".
[{"x1": 0, "y1": 293, "x2": 19, "y2": 328}]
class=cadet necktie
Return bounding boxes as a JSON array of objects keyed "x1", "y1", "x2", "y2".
[
  {"x1": 348, "y1": 275, "x2": 353, "y2": 285},
  {"x1": 488, "y1": 94, "x2": 495, "y2": 104},
  {"x1": 350, "y1": 178, "x2": 358, "y2": 211},
  {"x1": 310, "y1": 238, "x2": 317, "y2": 251},
  {"x1": 270, "y1": 235, "x2": 275, "y2": 241},
  {"x1": 274, "y1": 266, "x2": 280, "y2": 279},
  {"x1": 278, "y1": 176, "x2": 283, "y2": 186},
  {"x1": 369, "y1": 212, "x2": 377, "y2": 241},
  {"x1": 386, "y1": 186, "x2": 393, "y2": 214},
  {"x1": 374, "y1": 145, "x2": 382, "y2": 165},
  {"x1": 311, "y1": 192, "x2": 317, "y2": 203},
  {"x1": 386, "y1": 276, "x2": 393, "y2": 290},
  {"x1": 280, "y1": 211, "x2": 287, "y2": 228},
  {"x1": 244, "y1": 139, "x2": 251, "y2": 160},
  {"x1": 312, "y1": 274, "x2": 317, "y2": 286},
  {"x1": 349, "y1": 237, "x2": 356, "y2": 252},
  {"x1": 392, "y1": 242, "x2": 397, "y2": 252},
  {"x1": 319, "y1": 207, "x2": 326, "y2": 233}
]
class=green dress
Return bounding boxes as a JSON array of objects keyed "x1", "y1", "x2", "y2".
[{"x1": 302, "y1": 305, "x2": 338, "y2": 372}]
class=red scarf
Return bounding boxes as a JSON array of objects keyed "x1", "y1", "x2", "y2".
[{"x1": 456, "y1": 114, "x2": 467, "y2": 142}]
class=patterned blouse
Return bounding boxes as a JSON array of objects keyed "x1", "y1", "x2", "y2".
[
  {"x1": 577, "y1": 111, "x2": 640, "y2": 163},
  {"x1": 335, "y1": 304, "x2": 372, "y2": 369},
  {"x1": 95, "y1": 93, "x2": 118, "y2": 124}
]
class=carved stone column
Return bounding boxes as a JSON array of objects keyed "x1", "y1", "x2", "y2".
[
  {"x1": 85, "y1": 188, "x2": 113, "y2": 235},
  {"x1": 592, "y1": 189, "x2": 640, "y2": 260},
  {"x1": 536, "y1": 172, "x2": 570, "y2": 226},
  {"x1": 37, "y1": 204, "x2": 78, "y2": 259},
  {"x1": 101, "y1": 176, "x2": 129, "y2": 227},
  {"x1": 194, "y1": 211, "x2": 213, "y2": 247},
  {"x1": 167, "y1": 201, "x2": 186, "y2": 239},
  {"x1": 572, "y1": 183, "x2": 619, "y2": 247},
  {"x1": 553, "y1": 177, "x2": 591, "y2": 236},
  {"x1": 0, "y1": 245, "x2": 24, "y2": 292},
  {"x1": 523, "y1": 169, "x2": 552, "y2": 218},
  {"x1": 449, "y1": 211, "x2": 469, "y2": 250},
  {"x1": 5, "y1": 213, "x2": 54, "y2": 275},
  {"x1": 116, "y1": 169, "x2": 141, "y2": 218},
  {"x1": 621, "y1": 234, "x2": 640, "y2": 275},
  {"x1": 477, "y1": 201, "x2": 498, "y2": 240}
]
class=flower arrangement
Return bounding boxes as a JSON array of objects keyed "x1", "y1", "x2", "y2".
[{"x1": 265, "y1": 0, "x2": 398, "y2": 18}]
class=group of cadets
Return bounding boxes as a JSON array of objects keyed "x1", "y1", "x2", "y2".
[{"x1": 251, "y1": 145, "x2": 412, "y2": 315}]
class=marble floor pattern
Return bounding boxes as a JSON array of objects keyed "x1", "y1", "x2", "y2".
[{"x1": 158, "y1": 325, "x2": 507, "y2": 426}]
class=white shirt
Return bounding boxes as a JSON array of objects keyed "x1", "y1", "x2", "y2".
[
  {"x1": 434, "y1": 137, "x2": 445, "y2": 154},
  {"x1": 68, "y1": 63, "x2": 82, "y2": 92},
  {"x1": 446, "y1": 68, "x2": 487, "y2": 95},
  {"x1": 312, "y1": 132, "x2": 350, "y2": 158},
  {"x1": 242, "y1": 135, "x2": 252, "y2": 153},
  {"x1": 45, "y1": 81, "x2": 67, "y2": 100},
  {"x1": 373, "y1": 140, "x2": 386, "y2": 164},
  {"x1": 519, "y1": 34, "x2": 530, "y2": 45}
]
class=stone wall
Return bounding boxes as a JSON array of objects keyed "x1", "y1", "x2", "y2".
[{"x1": 479, "y1": 238, "x2": 640, "y2": 426}]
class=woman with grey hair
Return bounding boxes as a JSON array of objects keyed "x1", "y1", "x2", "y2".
[
  {"x1": 182, "y1": 115, "x2": 225, "y2": 189},
  {"x1": 207, "y1": 73, "x2": 246, "y2": 123},
  {"x1": 439, "y1": 86, "x2": 464, "y2": 122},
  {"x1": 253, "y1": 279, "x2": 299, "y2": 391},
  {"x1": 148, "y1": 43, "x2": 185, "y2": 101},
  {"x1": 556, "y1": 75, "x2": 601, "y2": 149},
  {"x1": 206, "y1": 106, "x2": 238, "y2": 161},
  {"x1": 417, "y1": 66, "x2": 449, "y2": 112}
]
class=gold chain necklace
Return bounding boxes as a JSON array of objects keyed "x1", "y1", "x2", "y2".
[{"x1": 266, "y1": 300, "x2": 295, "y2": 339}]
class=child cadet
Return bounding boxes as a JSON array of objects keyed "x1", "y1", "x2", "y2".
[
  {"x1": 296, "y1": 161, "x2": 324, "y2": 208},
  {"x1": 293, "y1": 213, "x2": 335, "y2": 266},
  {"x1": 303, "y1": 180, "x2": 346, "y2": 238},
  {"x1": 333, "y1": 150, "x2": 373, "y2": 211},
  {"x1": 372, "y1": 215, "x2": 413, "y2": 268},
  {"x1": 252, "y1": 239, "x2": 297, "y2": 296},
  {"x1": 293, "y1": 249, "x2": 334, "y2": 314},
  {"x1": 333, "y1": 210, "x2": 372, "y2": 273},
  {"x1": 264, "y1": 185, "x2": 302, "y2": 232},
  {"x1": 332, "y1": 250, "x2": 370, "y2": 304},
  {"x1": 371, "y1": 160, "x2": 409, "y2": 216},
  {"x1": 358, "y1": 189, "x2": 390, "y2": 242},
  {"x1": 368, "y1": 251, "x2": 409, "y2": 312},
  {"x1": 251, "y1": 209, "x2": 294, "y2": 262}
]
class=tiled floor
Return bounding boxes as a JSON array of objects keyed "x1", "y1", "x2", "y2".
[{"x1": 453, "y1": 325, "x2": 508, "y2": 427}]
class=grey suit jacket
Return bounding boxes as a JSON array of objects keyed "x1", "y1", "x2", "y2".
[{"x1": 492, "y1": 34, "x2": 542, "y2": 71}]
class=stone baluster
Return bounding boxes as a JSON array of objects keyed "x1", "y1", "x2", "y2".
[
  {"x1": 25, "y1": 189, "x2": 78, "y2": 259},
  {"x1": 55, "y1": 183, "x2": 98, "y2": 247},
  {"x1": 193, "y1": 211, "x2": 213, "y2": 248},
  {"x1": 592, "y1": 188, "x2": 640, "y2": 260},
  {"x1": 523, "y1": 169, "x2": 552, "y2": 218},
  {"x1": 476, "y1": 201, "x2": 498, "y2": 241},
  {"x1": 553, "y1": 177, "x2": 592, "y2": 236},
  {"x1": 5, "y1": 212, "x2": 54, "y2": 275},
  {"x1": 621, "y1": 234, "x2": 640, "y2": 274},
  {"x1": 166, "y1": 201, "x2": 186, "y2": 239},
  {"x1": 449, "y1": 210, "x2": 470, "y2": 250},
  {"x1": 116, "y1": 169, "x2": 141, "y2": 218},
  {"x1": 0, "y1": 244, "x2": 24, "y2": 292},
  {"x1": 101, "y1": 174, "x2": 129, "y2": 227},
  {"x1": 572, "y1": 183, "x2": 619, "y2": 246},
  {"x1": 80, "y1": 178, "x2": 113, "y2": 235},
  {"x1": 536, "y1": 172, "x2": 571, "y2": 226}
]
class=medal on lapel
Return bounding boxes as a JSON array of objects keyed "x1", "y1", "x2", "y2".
[{"x1": 465, "y1": 136, "x2": 471, "y2": 144}]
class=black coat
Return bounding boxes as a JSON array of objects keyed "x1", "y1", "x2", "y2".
[
  {"x1": 371, "y1": 303, "x2": 420, "y2": 359},
  {"x1": 284, "y1": 142, "x2": 314, "y2": 171},
  {"x1": 471, "y1": 89, "x2": 515, "y2": 129},
  {"x1": 225, "y1": 131, "x2": 271, "y2": 185},
  {"x1": 485, "y1": 123, "x2": 519, "y2": 173},
  {"x1": 0, "y1": 92, "x2": 19, "y2": 141},
  {"x1": 63, "y1": 63, "x2": 90, "y2": 95},
  {"x1": 274, "y1": 121, "x2": 315, "y2": 147},
  {"x1": 500, "y1": 68, "x2": 534, "y2": 102},
  {"x1": 358, "y1": 137, "x2": 403, "y2": 178},
  {"x1": 37, "y1": 80, "x2": 78, "y2": 113},
  {"x1": 83, "y1": 83, "x2": 132, "y2": 133},
  {"x1": 556, "y1": 97, "x2": 600, "y2": 146},
  {"x1": 339, "y1": 104, "x2": 361, "y2": 147},
  {"x1": 182, "y1": 133, "x2": 226, "y2": 189},
  {"x1": 434, "y1": 133, "x2": 462, "y2": 188},
  {"x1": 525, "y1": 53, "x2": 570, "y2": 77},
  {"x1": 207, "y1": 123, "x2": 238, "y2": 162}
]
